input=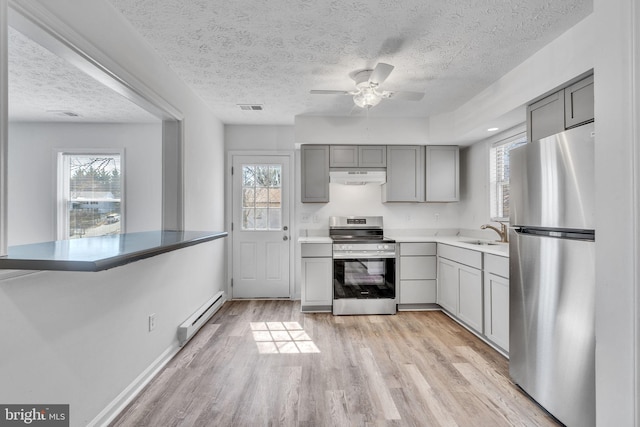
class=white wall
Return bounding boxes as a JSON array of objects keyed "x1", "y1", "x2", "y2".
[
  {"x1": 0, "y1": 241, "x2": 221, "y2": 426},
  {"x1": 1, "y1": 1, "x2": 226, "y2": 426},
  {"x1": 8, "y1": 122, "x2": 162, "y2": 245},
  {"x1": 593, "y1": 0, "x2": 639, "y2": 425}
]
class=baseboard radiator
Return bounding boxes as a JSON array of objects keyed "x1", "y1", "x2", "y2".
[{"x1": 177, "y1": 291, "x2": 225, "y2": 346}]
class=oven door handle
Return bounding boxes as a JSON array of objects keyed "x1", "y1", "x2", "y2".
[{"x1": 333, "y1": 252, "x2": 396, "y2": 259}]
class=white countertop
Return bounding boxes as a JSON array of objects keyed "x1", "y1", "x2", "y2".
[
  {"x1": 299, "y1": 234, "x2": 508, "y2": 257},
  {"x1": 389, "y1": 235, "x2": 509, "y2": 257},
  {"x1": 298, "y1": 236, "x2": 332, "y2": 244}
]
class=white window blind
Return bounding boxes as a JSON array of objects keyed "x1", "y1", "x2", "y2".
[
  {"x1": 58, "y1": 152, "x2": 123, "y2": 239},
  {"x1": 489, "y1": 134, "x2": 526, "y2": 221}
]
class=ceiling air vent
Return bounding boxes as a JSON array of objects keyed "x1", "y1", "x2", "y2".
[{"x1": 238, "y1": 104, "x2": 264, "y2": 111}]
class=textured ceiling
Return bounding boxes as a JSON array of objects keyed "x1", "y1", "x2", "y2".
[
  {"x1": 8, "y1": 27, "x2": 159, "y2": 123},
  {"x1": 107, "y1": 0, "x2": 592, "y2": 125}
]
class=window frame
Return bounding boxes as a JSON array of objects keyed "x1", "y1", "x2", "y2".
[
  {"x1": 56, "y1": 148, "x2": 125, "y2": 240},
  {"x1": 489, "y1": 131, "x2": 527, "y2": 222}
]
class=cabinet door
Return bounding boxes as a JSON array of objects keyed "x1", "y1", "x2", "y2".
[
  {"x1": 437, "y1": 257, "x2": 457, "y2": 313},
  {"x1": 330, "y1": 146, "x2": 358, "y2": 167},
  {"x1": 527, "y1": 91, "x2": 565, "y2": 142},
  {"x1": 484, "y1": 272, "x2": 509, "y2": 351},
  {"x1": 565, "y1": 75, "x2": 594, "y2": 128},
  {"x1": 400, "y1": 256, "x2": 436, "y2": 280},
  {"x1": 301, "y1": 145, "x2": 329, "y2": 203},
  {"x1": 425, "y1": 146, "x2": 459, "y2": 202},
  {"x1": 457, "y1": 265, "x2": 483, "y2": 333},
  {"x1": 382, "y1": 146, "x2": 424, "y2": 202},
  {"x1": 400, "y1": 280, "x2": 437, "y2": 304},
  {"x1": 301, "y1": 257, "x2": 332, "y2": 307},
  {"x1": 358, "y1": 146, "x2": 387, "y2": 167}
]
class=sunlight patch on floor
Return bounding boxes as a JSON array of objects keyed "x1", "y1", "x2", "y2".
[{"x1": 250, "y1": 321, "x2": 320, "y2": 354}]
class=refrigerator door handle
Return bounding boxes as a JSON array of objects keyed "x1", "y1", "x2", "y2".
[{"x1": 513, "y1": 226, "x2": 595, "y2": 241}]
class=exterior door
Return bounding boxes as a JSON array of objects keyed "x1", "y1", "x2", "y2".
[{"x1": 232, "y1": 155, "x2": 291, "y2": 298}]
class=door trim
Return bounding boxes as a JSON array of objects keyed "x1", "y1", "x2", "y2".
[{"x1": 226, "y1": 150, "x2": 295, "y2": 299}]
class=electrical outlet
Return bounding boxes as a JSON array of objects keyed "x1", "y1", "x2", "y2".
[{"x1": 148, "y1": 313, "x2": 156, "y2": 332}]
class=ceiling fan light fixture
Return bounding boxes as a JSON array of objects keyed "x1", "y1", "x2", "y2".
[{"x1": 353, "y1": 87, "x2": 382, "y2": 108}]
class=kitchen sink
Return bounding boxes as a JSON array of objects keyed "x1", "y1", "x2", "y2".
[{"x1": 461, "y1": 240, "x2": 500, "y2": 246}]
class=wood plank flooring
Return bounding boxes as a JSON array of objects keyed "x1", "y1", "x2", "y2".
[{"x1": 111, "y1": 300, "x2": 560, "y2": 427}]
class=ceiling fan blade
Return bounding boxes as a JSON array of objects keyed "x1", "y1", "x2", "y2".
[
  {"x1": 369, "y1": 63, "x2": 394, "y2": 86},
  {"x1": 386, "y1": 91, "x2": 425, "y2": 101},
  {"x1": 310, "y1": 90, "x2": 352, "y2": 95}
]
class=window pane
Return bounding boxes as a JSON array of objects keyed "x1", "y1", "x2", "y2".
[
  {"x1": 243, "y1": 166, "x2": 255, "y2": 187},
  {"x1": 255, "y1": 166, "x2": 270, "y2": 187},
  {"x1": 255, "y1": 187, "x2": 269, "y2": 207},
  {"x1": 269, "y1": 188, "x2": 281, "y2": 208},
  {"x1": 242, "y1": 208, "x2": 255, "y2": 229},
  {"x1": 242, "y1": 188, "x2": 255, "y2": 208},
  {"x1": 490, "y1": 135, "x2": 526, "y2": 221},
  {"x1": 62, "y1": 153, "x2": 122, "y2": 239},
  {"x1": 270, "y1": 166, "x2": 281, "y2": 187},
  {"x1": 255, "y1": 208, "x2": 268, "y2": 230},
  {"x1": 269, "y1": 209, "x2": 281, "y2": 230},
  {"x1": 241, "y1": 163, "x2": 283, "y2": 231}
]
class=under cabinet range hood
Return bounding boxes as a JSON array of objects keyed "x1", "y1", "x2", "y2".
[{"x1": 329, "y1": 170, "x2": 386, "y2": 185}]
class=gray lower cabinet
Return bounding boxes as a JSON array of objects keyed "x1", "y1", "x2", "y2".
[
  {"x1": 301, "y1": 145, "x2": 329, "y2": 203},
  {"x1": 300, "y1": 243, "x2": 333, "y2": 312},
  {"x1": 383, "y1": 145, "x2": 425, "y2": 202},
  {"x1": 437, "y1": 244, "x2": 483, "y2": 333},
  {"x1": 398, "y1": 243, "x2": 437, "y2": 307},
  {"x1": 425, "y1": 146, "x2": 459, "y2": 202},
  {"x1": 483, "y1": 254, "x2": 509, "y2": 352}
]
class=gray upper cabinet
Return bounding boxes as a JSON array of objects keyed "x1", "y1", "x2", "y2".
[
  {"x1": 382, "y1": 145, "x2": 425, "y2": 202},
  {"x1": 425, "y1": 146, "x2": 459, "y2": 202},
  {"x1": 527, "y1": 91, "x2": 565, "y2": 142},
  {"x1": 358, "y1": 146, "x2": 386, "y2": 167},
  {"x1": 565, "y1": 74, "x2": 594, "y2": 128},
  {"x1": 301, "y1": 145, "x2": 330, "y2": 203},
  {"x1": 527, "y1": 73, "x2": 594, "y2": 142},
  {"x1": 330, "y1": 145, "x2": 386, "y2": 168},
  {"x1": 330, "y1": 146, "x2": 358, "y2": 167}
]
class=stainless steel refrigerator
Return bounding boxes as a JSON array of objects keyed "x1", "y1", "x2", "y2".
[{"x1": 509, "y1": 123, "x2": 595, "y2": 427}]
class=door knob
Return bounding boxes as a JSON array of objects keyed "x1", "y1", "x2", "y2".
[
  {"x1": 283, "y1": 226, "x2": 288, "y2": 231},
  {"x1": 283, "y1": 236, "x2": 289, "y2": 241}
]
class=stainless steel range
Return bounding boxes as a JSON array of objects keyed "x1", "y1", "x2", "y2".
[{"x1": 330, "y1": 216, "x2": 396, "y2": 315}]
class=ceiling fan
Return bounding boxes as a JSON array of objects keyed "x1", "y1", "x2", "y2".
[{"x1": 310, "y1": 63, "x2": 425, "y2": 109}]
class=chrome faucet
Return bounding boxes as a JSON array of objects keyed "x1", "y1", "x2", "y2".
[{"x1": 481, "y1": 222, "x2": 509, "y2": 243}]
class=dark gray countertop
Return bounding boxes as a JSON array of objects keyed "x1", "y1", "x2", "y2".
[{"x1": 0, "y1": 230, "x2": 227, "y2": 272}]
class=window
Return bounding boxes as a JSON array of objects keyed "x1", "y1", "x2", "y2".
[
  {"x1": 489, "y1": 134, "x2": 526, "y2": 221},
  {"x1": 241, "y1": 164, "x2": 282, "y2": 230},
  {"x1": 57, "y1": 152, "x2": 123, "y2": 239}
]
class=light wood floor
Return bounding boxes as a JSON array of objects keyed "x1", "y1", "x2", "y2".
[{"x1": 111, "y1": 300, "x2": 560, "y2": 427}]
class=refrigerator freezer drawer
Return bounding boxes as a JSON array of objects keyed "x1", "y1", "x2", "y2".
[
  {"x1": 509, "y1": 229, "x2": 595, "y2": 427},
  {"x1": 510, "y1": 123, "x2": 595, "y2": 230}
]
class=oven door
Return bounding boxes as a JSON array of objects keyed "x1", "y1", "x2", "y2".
[{"x1": 333, "y1": 257, "x2": 395, "y2": 299}]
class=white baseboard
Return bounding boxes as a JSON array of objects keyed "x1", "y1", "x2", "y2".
[{"x1": 87, "y1": 343, "x2": 181, "y2": 427}]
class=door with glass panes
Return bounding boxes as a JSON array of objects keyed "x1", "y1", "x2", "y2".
[{"x1": 232, "y1": 155, "x2": 290, "y2": 298}]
